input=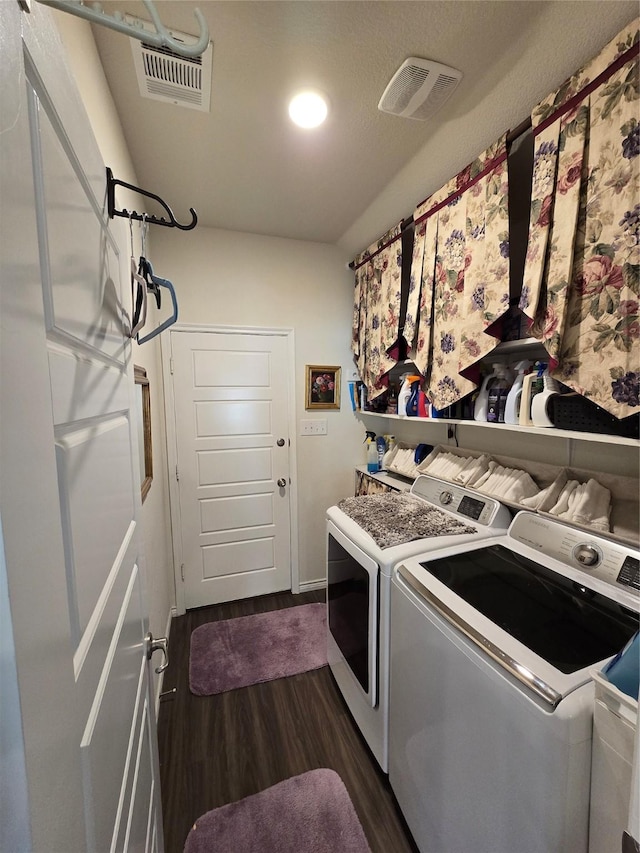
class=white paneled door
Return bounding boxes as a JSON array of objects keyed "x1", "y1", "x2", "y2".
[
  {"x1": 0, "y1": 4, "x2": 162, "y2": 852},
  {"x1": 168, "y1": 329, "x2": 293, "y2": 609}
]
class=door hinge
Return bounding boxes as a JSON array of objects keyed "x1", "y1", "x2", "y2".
[
  {"x1": 180, "y1": 563, "x2": 185, "y2": 582},
  {"x1": 175, "y1": 465, "x2": 179, "y2": 481},
  {"x1": 169, "y1": 356, "x2": 174, "y2": 375}
]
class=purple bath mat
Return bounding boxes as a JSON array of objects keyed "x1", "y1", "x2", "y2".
[
  {"x1": 189, "y1": 603, "x2": 327, "y2": 695},
  {"x1": 183, "y1": 768, "x2": 371, "y2": 853}
]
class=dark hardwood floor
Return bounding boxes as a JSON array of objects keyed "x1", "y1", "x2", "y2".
[{"x1": 157, "y1": 589, "x2": 418, "y2": 853}]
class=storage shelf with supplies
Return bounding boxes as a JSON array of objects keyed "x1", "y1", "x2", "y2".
[{"x1": 358, "y1": 411, "x2": 639, "y2": 448}]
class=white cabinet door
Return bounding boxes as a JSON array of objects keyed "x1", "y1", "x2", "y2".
[
  {"x1": 169, "y1": 329, "x2": 292, "y2": 608},
  {"x1": 0, "y1": 4, "x2": 163, "y2": 851}
]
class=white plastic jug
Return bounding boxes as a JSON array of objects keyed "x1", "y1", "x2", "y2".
[{"x1": 473, "y1": 369, "x2": 496, "y2": 421}]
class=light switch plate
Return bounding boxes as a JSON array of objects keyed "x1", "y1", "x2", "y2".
[{"x1": 300, "y1": 419, "x2": 327, "y2": 435}]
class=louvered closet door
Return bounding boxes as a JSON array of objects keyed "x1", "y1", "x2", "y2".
[{"x1": 0, "y1": 4, "x2": 163, "y2": 852}]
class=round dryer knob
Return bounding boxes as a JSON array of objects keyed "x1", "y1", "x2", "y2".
[
  {"x1": 439, "y1": 490, "x2": 453, "y2": 506},
  {"x1": 573, "y1": 543, "x2": 601, "y2": 568}
]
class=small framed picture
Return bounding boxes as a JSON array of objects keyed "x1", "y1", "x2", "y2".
[{"x1": 305, "y1": 365, "x2": 341, "y2": 410}]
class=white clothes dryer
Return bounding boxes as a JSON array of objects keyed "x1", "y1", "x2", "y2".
[{"x1": 326, "y1": 474, "x2": 512, "y2": 772}]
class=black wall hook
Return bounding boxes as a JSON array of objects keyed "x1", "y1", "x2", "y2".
[{"x1": 106, "y1": 167, "x2": 198, "y2": 231}]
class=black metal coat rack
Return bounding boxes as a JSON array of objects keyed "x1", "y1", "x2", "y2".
[{"x1": 106, "y1": 167, "x2": 198, "y2": 231}]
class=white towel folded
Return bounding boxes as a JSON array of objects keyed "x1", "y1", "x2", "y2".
[
  {"x1": 548, "y1": 480, "x2": 580, "y2": 517},
  {"x1": 454, "y1": 455, "x2": 490, "y2": 487},
  {"x1": 473, "y1": 461, "x2": 497, "y2": 489},
  {"x1": 472, "y1": 464, "x2": 540, "y2": 504},
  {"x1": 562, "y1": 478, "x2": 612, "y2": 532},
  {"x1": 503, "y1": 471, "x2": 541, "y2": 503}
]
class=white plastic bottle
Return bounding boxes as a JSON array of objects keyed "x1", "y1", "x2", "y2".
[
  {"x1": 473, "y1": 368, "x2": 497, "y2": 422},
  {"x1": 531, "y1": 372, "x2": 562, "y2": 427},
  {"x1": 504, "y1": 361, "x2": 531, "y2": 425},
  {"x1": 397, "y1": 374, "x2": 413, "y2": 418},
  {"x1": 519, "y1": 362, "x2": 545, "y2": 426}
]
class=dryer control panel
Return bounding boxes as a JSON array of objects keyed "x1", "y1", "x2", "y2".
[{"x1": 410, "y1": 474, "x2": 512, "y2": 528}]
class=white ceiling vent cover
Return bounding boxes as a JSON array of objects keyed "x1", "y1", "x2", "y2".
[
  {"x1": 378, "y1": 57, "x2": 462, "y2": 120},
  {"x1": 129, "y1": 19, "x2": 213, "y2": 112}
]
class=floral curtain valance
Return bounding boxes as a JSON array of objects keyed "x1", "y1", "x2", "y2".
[
  {"x1": 351, "y1": 222, "x2": 403, "y2": 399},
  {"x1": 406, "y1": 134, "x2": 511, "y2": 411},
  {"x1": 520, "y1": 18, "x2": 639, "y2": 419}
]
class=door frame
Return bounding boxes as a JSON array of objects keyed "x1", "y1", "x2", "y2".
[{"x1": 161, "y1": 323, "x2": 299, "y2": 615}]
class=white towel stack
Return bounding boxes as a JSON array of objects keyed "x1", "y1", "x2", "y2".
[
  {"x1": 389, "y1": 447, "x2": 421, "y2": 479},
  {"x1": 473, "y1": 463, "x2": 541, "y2": 504},
  {"x1": 419, "y1": 451, "x2": 469, "y2": 481},
  {"x1": 454, "y1": 454, "x2": 491, "y2": 487},
  {"x1": 547, "y1": 478, "x2": 612, "y2": 532}
]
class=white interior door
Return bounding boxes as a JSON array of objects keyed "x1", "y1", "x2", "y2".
[
  {"x1": 169, "y1": 328, "x2": 293, "y2": 609},
  {"x1": 0, "y1": 4, "x2": 163, "y2": 852}
]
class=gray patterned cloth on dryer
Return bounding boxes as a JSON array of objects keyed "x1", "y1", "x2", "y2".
[{"x1": 338, "y1": 493, "x2": 477, "y2": 548}]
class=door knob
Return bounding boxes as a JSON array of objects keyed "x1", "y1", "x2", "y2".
[
  {"x1": 144, "y1": 632, "x2": 169, "y2": 674},
  {"x1": 277, "y1": 478, "x2": 286, "y2": 488},
  {"x1": 277, "y1": 438, "x2": 285, "y2": 447}
]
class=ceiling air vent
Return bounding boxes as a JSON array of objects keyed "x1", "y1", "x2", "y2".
[
  {"x1": 378, "y1": 57, "x2": 462, "y2": 120},
  {"x1": 130, "y1": 22, "x2": 213, "y2": 112}
]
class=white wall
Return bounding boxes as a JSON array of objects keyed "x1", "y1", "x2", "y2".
[
  {"x1": 52, "y1": 13, "x2": 174, "y2": 689},
  {"x1": 151, "y1": 227, "x2": 363, "y2": 586}
]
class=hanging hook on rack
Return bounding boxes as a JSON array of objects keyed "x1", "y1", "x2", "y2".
[
  {"x1": 35, "y1": 0, "x2": 210, "y2": 59},
  {"x1": 106, "y1": 168, "x2": 198, "y2": 231}
]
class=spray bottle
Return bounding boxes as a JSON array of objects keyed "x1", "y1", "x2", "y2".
[{"x1": 365, "y1": 431, "x2": 378, "y2": 473}]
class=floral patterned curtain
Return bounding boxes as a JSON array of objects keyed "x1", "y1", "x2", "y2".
[
  {"x1": 406, "y1": 135, "x2": 511, "y2": 410},
  {"x1": 520, "y1": 18, "x2": 639, "y2": 419},
  {"x1": 351, "y1": 222, "x2": 403, "y2": 399}
]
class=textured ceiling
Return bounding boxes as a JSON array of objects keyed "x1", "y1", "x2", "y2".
[{"x1": 91, "y1": 1, "x2": 638, "y2": 253}]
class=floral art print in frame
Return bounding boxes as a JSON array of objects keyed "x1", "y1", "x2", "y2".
[{"x1": 305, "y1": 366, "x2": 341, "y2": 410}]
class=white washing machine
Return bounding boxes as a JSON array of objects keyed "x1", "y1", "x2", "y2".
[
  {"x1": 326, "y1": 474, "x2": 512, "y2": 772},
  {"x1": 389, "y1": 511, "x2": 640, "y2": 853}
]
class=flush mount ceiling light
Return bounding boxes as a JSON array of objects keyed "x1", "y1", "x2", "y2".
[{"x1": 288, "y1": 90, "x2": 329, "y2": 128}]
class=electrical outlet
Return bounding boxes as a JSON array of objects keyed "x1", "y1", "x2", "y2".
[{"x1": 300, "y1": 419, "x2": 327, "y2": 435}]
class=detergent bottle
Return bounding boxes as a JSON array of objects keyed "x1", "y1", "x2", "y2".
[
  {"x1": 504, "y1": 361, "x2": 531, "y2": 425},
  {"x1": 397, "y1": 374, "x2": 413, "y2": 418},
  {"x1": 519, "y1": 362, "x2": 546, "y2": 426},
  {"x1": 406, "y1": 376, "x2": 422, "y2": 417},
  {"x1": 486, "y1": 364, "x2": 513, "y2": 423},
  {"x1": 531, "y1": 371, "x2": 562, "y2": 428},
  {"x1": 473, "y1": 367, "x2": 497, "y2": 422}
]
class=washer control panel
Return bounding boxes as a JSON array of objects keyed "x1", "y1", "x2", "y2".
[{"x1": 510, "y1": 512, "x2": 640, "y2": 603}]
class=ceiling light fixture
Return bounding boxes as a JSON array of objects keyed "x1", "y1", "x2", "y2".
[{"x1": 288, "y1": 90, "x2": 328, "y2": 129}]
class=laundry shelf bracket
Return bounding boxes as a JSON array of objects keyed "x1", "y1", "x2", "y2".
[
  {"x1": 106, "y1": 168, "x2": 198, "y2": 231},
  {"x1": 35, "y1": 0, "x2": 210, "y2": 59}
]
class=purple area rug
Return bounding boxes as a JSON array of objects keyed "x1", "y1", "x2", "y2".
[
  {"x1": 189, "y1": 603, "x2": 327, "y2": 695},
  {"x1": 183, "y1": 769, "x2": 371, "y2": 853}
]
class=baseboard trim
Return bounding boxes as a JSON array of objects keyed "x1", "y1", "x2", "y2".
[{"x1": 298, "y1": 579, "x2": 327, "y2": 593}]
